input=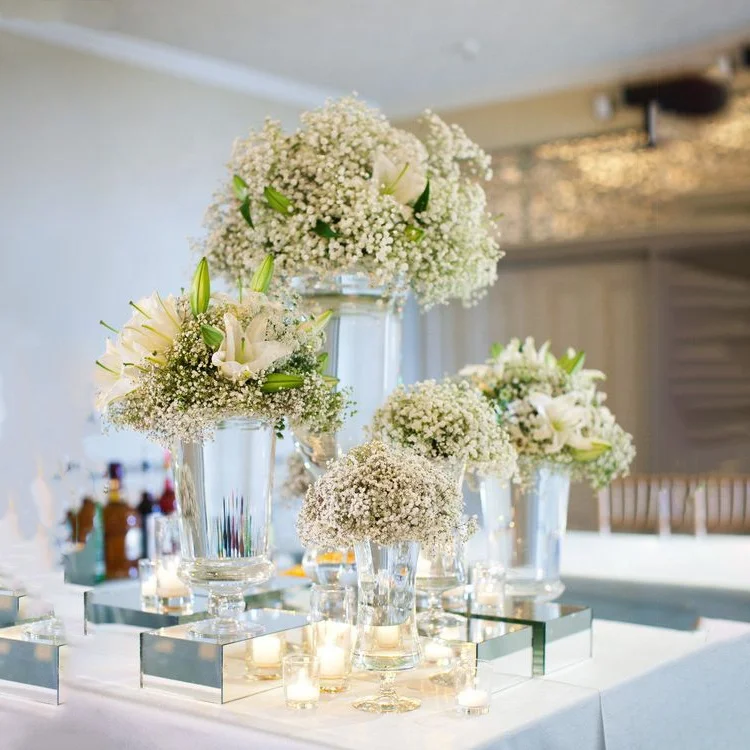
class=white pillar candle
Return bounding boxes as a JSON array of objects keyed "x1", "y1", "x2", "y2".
[
  {"x1": 316, "y1": 644, "x2": 347, "y2": 678},
  {"x1": 423, "y1": 641, "x2": 454, "y2": 662},
  {"x1": 252, "y1": 635, "x2": 282, "y2": 666},
  {"x1": 286, "y1": 674, "x2": 319, "y2": 703},
  {"x1": 141, "y1": 578, "x2": 157, "y2": 598},
  {"x1": 457, "y1": 687, "x2": 490, "y2": 709},
  {"x1": 375, "y1": 625, "x2": 401, "y2": 648},
  {"x1": 475, "y1": 590, "x2": 503, "y2": 606},
  {"x1": 156, "y1": 566, "x2": 190, "y2": 598}
]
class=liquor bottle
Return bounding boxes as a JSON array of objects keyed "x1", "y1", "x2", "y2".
[
  {"x1": 103, "y1": 462, "x2": 142, "y2": 579},
  {"x1": 137, "y1": 490, "x2": 161, "y2": 559},
  {"x1": 158, "y1": 477, "x2": 176, "y2": 515}
]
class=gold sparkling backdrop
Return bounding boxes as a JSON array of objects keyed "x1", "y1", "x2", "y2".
[{"x1": 488, "y1": 91, "x2": 750, "y2": 245}]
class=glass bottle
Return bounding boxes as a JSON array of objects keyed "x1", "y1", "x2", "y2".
[{"x1": 103, "y1": 462, "x2": 142, "y2": 579}]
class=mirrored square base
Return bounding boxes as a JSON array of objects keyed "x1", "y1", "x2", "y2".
[
  {"x1": 0, "y1": 590, "x2": 27, "y2": 628},
  {"x1": 140, "y1": 609, "x2": 309, "y2": 704},
  {"x1": 84, "y1": 583, "x2": 209, "y2": 633},
  {"x1": 449, "y1": 593, "x2": 593, "y2": 676},
  {"x1": 0, "y1": 624, "x2": 66, "y2": 704}
]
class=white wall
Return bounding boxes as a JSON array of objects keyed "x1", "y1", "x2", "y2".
[{"x1": 0, "y1": 33, "x2": 301, "y2": 535}]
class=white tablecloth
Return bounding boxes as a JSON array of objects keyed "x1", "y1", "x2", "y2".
[{"x1": 5, "y1": 593, "x2": 750, "y2": 750}]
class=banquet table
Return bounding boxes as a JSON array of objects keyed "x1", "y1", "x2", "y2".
[
  {"x1": 5, "y1": 583, "x2": 750, "y2": 750},
  {"x1": 559, "y1": 532, "x2": 750, "y2": 628}
]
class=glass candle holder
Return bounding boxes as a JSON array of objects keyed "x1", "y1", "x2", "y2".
[
  {"x1": 454, "y1": 659, "x2": 493, "y2": 717},
  {"x1": 471, "y1": 561, "x2": 506, "y2": 614},
  {"x1": 311, "y1": 584, "x2": 354, "y2": 693},
  {"x1": 139, "y1": 559, "x2": 157, "y2": 609},
  {"x1": 283, "y1": 654, "x2": 320, "y2": 710},
  {"x1": 246, "y1": 632, "x2": 286, "y2": 680},
  {"x1": 153, "y1": 514, "x2": 181, "y2": 558},
  {"x1": 155, "y1": 555, "x2": 193, "y2": 612}
]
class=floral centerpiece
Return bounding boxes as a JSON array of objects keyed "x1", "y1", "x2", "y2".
[
  {"x1": 199, "y1": 96, "x2": 502, "y2": 309},
  {"x1": 369, "y1": 379, "x2": 517, "y2": 480},
  {"x1": 297, "y1": 440, "x2": 471, "y2": 552},
  {"x1": 94, "y1": 256, "x2": 349, "y2": 636},
  {"x1": 95, "y1": 256, "x2": 348, "y2": 446},
  {"x1": 460, "y1": 337, "x2": 635, "y2": 488},
  {"x1": 297, "y1": 440, "x2": 472, "y2": 712}
]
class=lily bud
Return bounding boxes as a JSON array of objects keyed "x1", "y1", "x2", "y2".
[
  {"x1": 190, "y1": 257, "x2": 211, "y2": 317},
  {"x1": 570, "y1": 440, "x2": 611, "y2": 462},
  {"x1": 250, "y1": 254, "x2": 275, "y2": 293},
  {"x1": 299, "y1": 309, "x2": 333, "y2": 336},
  {"x1": 261, "y1": 373, "x2": 305, "y2": 393}
]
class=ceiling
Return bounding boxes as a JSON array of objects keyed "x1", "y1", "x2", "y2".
[{"x1": 3, "y1": 0, "x2": 750, "y2": 116}]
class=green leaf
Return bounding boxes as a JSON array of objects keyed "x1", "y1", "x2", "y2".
[
  {"x1": 559, "y1": 350, "x2": 586, "y2": 375},
  {"x1": 412, "y1": 179, "x2": 430, "y2": 214},
  {"x1": 261, "y1": 373, "x2": 305, "y2": 393},
  {"x1": 570, "y1": 440, "x2": 611, "y2": 462},
  {"x1": 200, "y1": 324, "x2": 224, "y2": 351},
  {"x1": 489, "y1": 342, "x2": 504, "y2": 360},
  {"x1": 405, "y1": 225, "x2": 425, "y2": 242},
  {"x1": 313, "y1": 219, "x2": 339, "y2": 239},
  {"x1": 239, "y1": 197, "x2": 254, "y2": 228},
  {"x1": 316, "y1": 352, "x2": 329, "y2": 373},
  {"x1": 299, "y1": 309, "x2": 333, "y2": 335},
  {"x1": 264, "y1": 186, "x2": 293, "y2": 215},
  {"x1": 249, "y1": 254, "x2": 274, "y2": 293},
  {"x1": 232, "y1": 174, "x2": 249, "y2": 201},
  {"x1": 190, "y1": 257, "x2": 211, "y2": 317},
  {"x1": 322, "y1": 375, "x2": 339, "y2": 388}
]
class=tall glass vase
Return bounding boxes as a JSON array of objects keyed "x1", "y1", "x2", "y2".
[
  {"x1": 173, "y1": 417, "x2": 276, "y2": 638},
  {"x1": 480, "y1": 464, "x2": 570, "y2": 601},
  {"x1": 352, "y1": 540, "x2": 421, "y2": 713},
  {"x1": 293, "y1": 272, "x2": 404, "y2": 474},
  {"x1": 478, "y1": 473, "x2": 513, "y2": 572}
]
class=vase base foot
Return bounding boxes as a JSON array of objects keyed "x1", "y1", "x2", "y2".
[
  {"x1": 417, "y1": 610, "x2": 466, "y2": 638},
  {"x1": 189, "y1": 618, "x2": 265, "y2": 641},
  {"x1": 505, "y1": 581, "x2": 565, "y2": 602},
  {"x1": 352, "y1": 693, "x2": 421, "y2": 713}
]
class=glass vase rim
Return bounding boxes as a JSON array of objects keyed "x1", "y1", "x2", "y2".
[
  {"x1": 283, "y1": 653, "x2": 320, "y2": 667},
  {"x1": 215, "y1": 415, "x2": 273, "y2": 431},
  {"x1": 291, "y1": 270, "x2": 408, "y2": 299},
  {"x1": 311, "y1": 582, "x2": 356, "y2": 593}
]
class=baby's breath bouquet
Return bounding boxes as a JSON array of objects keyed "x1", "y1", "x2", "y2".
[
  {"x1": 199, "y1": 96, "x2": 502, "y2": 309},
  {"x1": 460, "y1": 338, "x2": 635, "y2": 488},
  {"x1": 94, "y1": 256, "x2": 348, "y2": 446},
  {"x1": 297, "y1": 441, "x2": 473, "y2": 552},
  {"x1": 370, "y1": 379, "x2": 517, "y2": 479}
]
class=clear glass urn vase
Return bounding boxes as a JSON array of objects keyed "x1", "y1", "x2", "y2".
[
  {"x1": 292, "y1": 272, "x2": 404, "y2": 474},
  {"x1": 173, "y1": 417, "x2": 276, "y2": 638},
  {"x1": 480, "y1": 464, "x2": 570, "y2": 601},
  {"x1": 352, "y1": 540, "x2": 421, "y2": 713}
]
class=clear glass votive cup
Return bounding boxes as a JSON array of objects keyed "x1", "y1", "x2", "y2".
[
  {"x1": 246, "y1": 632, "x2": 286, "y2": 680},
  {"x1": 471, "y1": 561, "x2": 506, "y2": 614},
  {"x1": 153, "y1": 514, "x2": 181, "y2": 558},
  {"x1": 311, "y1": 584, "x2": 355, "y2": 693},
  {"x1": 139, "y1": 558, "x2": 158, "y2": 609},
  {"x1": 454, "y1": 658, "x2": 493, "y2": 716},
  {"x1": 283, "y1": 654, "x2": 320, "y2": 710},
  {"x1": 155, "y1": 555, "x2": 193, "y2": 612}
]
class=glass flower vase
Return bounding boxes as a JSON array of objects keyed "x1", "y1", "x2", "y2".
[
  {"x1": 173, "y1": 417, "x2": 276, "y2": 639},
  {"x1": 352, "y1": 540, "x2": 421, "y2": 713},
  {"x1": 478, "y1": 473, "x2": 513, "y2": 572},
  {"x1": 292, "y1": 272, "x2": 404, "y2": 474},
  {"x1": 481, "y1": 464, "x2": 571, "y2": 601}
]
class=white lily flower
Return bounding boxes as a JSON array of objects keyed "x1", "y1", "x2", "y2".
[
  {"x1": 212, "y1": 312, "x2": 294, "y2": 382},
  {"x1": 122, "y1": 292, "x2": 183, "y2": 366},
  {"x1": 372, "y1": 153, "x2": 426, "y2": 206},
  {"x1": 528, "y1": 392, "x2": 587, "y2": 454},
  {"x1": 94, "y1": 339, "x2": 141, "y2": 410}
]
